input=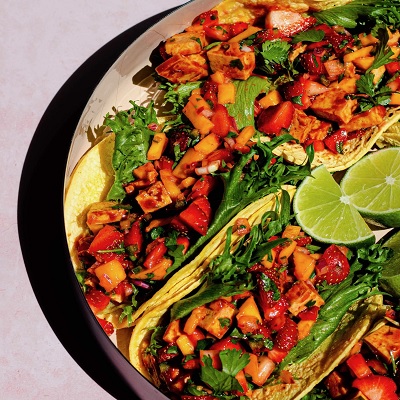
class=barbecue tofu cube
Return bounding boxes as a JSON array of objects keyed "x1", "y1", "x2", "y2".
[
  {"x1": 207, "y1": 42, "x2": 255, "y2": 80},
  {"x1": 156, "y1": 53, "x2": 208, "y2": 84},
  {"x1": 363, "y1": 324, "x2": 400, "y2": 364},
  {"x1": 286, "y1": 280, "x2": 325, "y2": 316},
  {"x1": 310, "y1": 88, "x2": 357, "y2": 124},
  {"x1": 165, "y1": 31, "x2": 207, "y2": 56},
  {"x1": 197, "y1": 302, "x2": 236, "y2": 339},
  {"x1": 135, "y1": 181, "x2": 172, "y2": 213},
  {"x1": 86, "y1": 201, "x2": 128, "y2": 234},
  {"x1": 340, "y1": 105, "x2": 386, "y2": 133}
]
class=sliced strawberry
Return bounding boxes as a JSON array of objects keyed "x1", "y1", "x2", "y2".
[
  {"x1": 211, "y1": 104, "x2": 231, "y2": 137},
  {"x1": 210, "y1": 337, "x2": 244, "y2": 351},
  {"x1": 96, "y1": 316, "x2": 114, "y2": 336},
  {"x1": 192, "y1": 10, "x2": 219, "y2": 28},
  {"x1": 265, "y1": 10, "x2": 316, "y2": 37},
  {"x1": 176, "y1": 235, "x2": 190, "y2": 255},
  {"x1": 179, "y1": 197, "x2": 211, "y2": 236},
  {"x1": 274, "y1": 318, "x2": 298, "y2": 351},
  {"x1": 282, "y1": 79, "x2": 311, "y2": 109},
  {"x1": 143, "y1": 239, "x2": 168, "y2": 269},
  {"x1": 352, "y1": 376, "x2": 398, "y2": 400},
  {"x1": 268, "y1": 347, "x2": 289, "y2": 364},
  {"x1": 188, "y1": 175, "x2": 217, "y2": 200},
  {"x1": 315, "y1": 244, "x2": 350, "y2": 285},
  {"x1": 324, "y1": 129, "x2": 348, "y2": 154},
  {"x1": 85, "y1": 289, "x2": 110, "y2": 313},
  {"x1": 257, "y1": 101, "x2": 295, "y2": 135},
  {"x1": 298, "y1": 305, "x2": 319, "y2": 321},
  {"x1": 88, "y1": 225, "x2": 124, "y2": 255},
  {"x1": 124, "y1": 220, "x2": 143, "y2": 257},
  {"x1": 204, "y1": 24, "x2": 232, "y2": 41},
  {"x1": 346, "y1": 353, "x2": 372, "y2": 379},
  {"x1": 301, "y1": 52, "x2": 326, "y2": 75},
  {"x1": 386, "y1": 61, "x2": 400, "y2": 76}
]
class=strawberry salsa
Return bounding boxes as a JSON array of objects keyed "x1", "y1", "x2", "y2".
[
  {"x1": 140, "y1": 193, "x2": 397, "y2": 399},
  {"x1": 154, "y1": 1, "x2": 400, "y2": 155}
]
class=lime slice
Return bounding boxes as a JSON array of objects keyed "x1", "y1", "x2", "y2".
[
  {"x1": 380, "y1": 229, "x2": 400, "y2": 297},
  {"x1": 340, "y1": 148, "x2": 400, "y2": 228},
  {"x1": 293, "y1": 165, "x2": 375, "y2": 247}
]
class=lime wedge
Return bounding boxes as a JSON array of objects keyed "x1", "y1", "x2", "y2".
[
  {"x1": 380, "y1": 229, "x2": 400, "y2": 297},
  {"x1": 293, "y1": 165, "x2": 375, "y2": 247},
  {"x1": 340, "y1": 148, "x2": 400, "y2": 228}
]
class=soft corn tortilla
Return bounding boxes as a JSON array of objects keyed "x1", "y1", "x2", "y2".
[
  {"x1": 64, "y1": 133, "x2": 115, "y2": 268},
  {"x1": 271, "y1": 107, "x2": 400, "y2": 172}
]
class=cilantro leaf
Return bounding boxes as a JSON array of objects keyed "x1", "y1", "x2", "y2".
[
  {"x1": 200, "y1": 350, "x2": 249, "y2": 394},
  {"x1": 292, "y1": 29, "x2": 325, "y2": 44},
  {"x1": 257, "y1": 40, "x2": 291, "y2": 75}
]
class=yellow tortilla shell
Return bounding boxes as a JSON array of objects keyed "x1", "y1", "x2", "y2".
[
  {"x1": 64, "y1": 133, "x2": 115, "y2": 269},
  {"x1": 271, "y1": 107, "x2": 400, "y2": 172}
]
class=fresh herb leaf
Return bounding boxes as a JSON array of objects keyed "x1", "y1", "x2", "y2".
[
  {"x1": 200, "y1": 349, "x2": 250, "y2": 394},
  {"x1": 292, "y1": 29, "x2": 325, "y2": 44},
  {"x1": 106, "y1": 101, "x2": 156, "y2": 201},
  {"x1": 257, "y1": 40, "x2": 291, "y2": 75}
]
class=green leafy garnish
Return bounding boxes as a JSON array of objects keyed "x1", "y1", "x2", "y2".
[
  {"x1": 200, "y1": 349, "x2": 250, "y2": 393},
  {"x1": 106, "y1": 101, "x2": 156, "y2": 201},
  {"x1": 257, "y1": 40, "x2": 291, "y2": 75}
]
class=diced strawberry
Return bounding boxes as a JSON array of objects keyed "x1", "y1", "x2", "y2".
[
  {"x1": 96, "y1": 316, "x2": 114, "y2": 336},
  {"x1": 282, "y1": 80, "x2": 311, "y2": 110},
  {"x1": 85, "y1": 289, "x2": 110, "y2": 313},
  {"x1": 301, "y1": 53, "x2": 326, "y2": 75},
  {"x1": 154, "y1": 155, "x2": 174, "y2": 171},
  {"x1": 315, "y1": 244, "x2": 350, "y2": 285},
  {"x1": 259, "y1": 290, "x2": 290, "y2": 321},
  {"x1": 257, "y1": 101, "x2": 295, "y2": 135},
  {"x1": 274, "y1": 318, "x2": 298, "y2": 351},
  {"x1": 188, "y1": 175, "x2": 217, "y2": 200},
  {"x1": 298, "y1": 305, "x2": 319, "y2": 321},
  {"x1": 305, "y1": 139, "x2": 325, "y2": 152},
  {"x1": 88, "y1": 225, "x2": 124, "y2": 255},
  {"x1": 230, "y1": 22, "x2": 249, "y2": 37},
  {"x1": 143, "y1": 239, "x2": 168, "y2": 269},
  {"x1": 202, "y1": 80, "x2": 219, "y2": 108},
  {"x1": 211, "y1": 104, "x2": 231, "y2": 137},
  {"x1": 205, "y1": 148, "x2": 234, "y2": 166},
  {"x1": 265, "y1": 10, "x2": 316, "y2": 37},
  {"x1": 204, "y1": 24, "x2": 232, "y2": 41},
  {"x1": 179, "y1": 197, "x2": 211, "y2": 236},
  {"x1": 113, "y1": 280, "x2": 134, "y2": 302},
  {"x1": 124, "y1": 221, "x2": 143, "y2": 257},
  {"x1": 386, "y1": 61, "x2": 400, "y2": 76},
  {"x1": 192, "y1": 10, "x2": 219, "y2": 28},
  {"x1": 346, "y1": 353, "x2": 372, "y2": 379},
  {"x1": 324, "y1": 129, "x2": 348, "y2": 154},
  {"x1": 176, "y1": 235, "x2": 190, "y2": 255},
  {"x1": 268, "y1": 346, "x2": 289, "y2": 363},
  {"x1": 210, "y1": 337, "x2": 244, "y2": 351},
  {"x1": 352, "y1": 376, "x2": 398, "y2": 400}
]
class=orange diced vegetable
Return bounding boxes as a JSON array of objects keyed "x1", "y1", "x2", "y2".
[
  {"x1": 218, "y1": 82, "x2": 236, "y2": 104},
  {"x1": 286, "y1": 281, "x2": 325, "y2": 316},
  {"x1": 235, "y1": 126, "x2": 255, "y2": 147},
  {"x1": 95, "y1": 259, "x2": 126, "y2": 292},
  {"x1": 236, "y1": 296, "x2": 262, "y2": 323},
  {"x1": 130, "y1": 257, "x2": 173, "y2": 280},
  {"x1": 183, "y1": 101, "x2": 214, "y2": 135},
  {"x1": 194, "y1": 132, "x2": 222, "y2": 155},
  {"x1": 293, "y1": 247, "x2": 316, "y2": 281},
  {"x1": 244, "y1": 354, "x2": 275, "y2": 386},
  {"x1": 173, "y1": 148, "x2": 205, "y2": 179},
  {"x1": 184, "y1": 306, "x2": 207, "y2": 335},
  {"x1": 343, "y1": 46, "x2": 373, "y2": 62},
  {"x1": 176, "y1": 334, "x2": 195, "y2": 355},
  {"x1": 282, "y1": 225, "x2": 301, "y2": 239},
  {"x1": 297, "y1": 319, "x2": 315, "y2": 340},
  {"x1": 228, "y1": 25, "x2": 261, "y2": 43},
  {"x1": 352, "y1": 56, "x2": 375, "y2": 71},
  {"x1": 278, "y1": 239, "x2": 297, "y2": 265},
  {"x1": 133, "y1": 162, "x2": 158, "y2": 180},
  {"x1": 258, "y1": 90, "x2": 282, "y2": 109},
  {"x1": 390, "y1": 92, "x2": 400, "y2": 105},
  {"x1": 210, "y1": 70, "x2": 226, "y2": 84},
  {"x1": 147, "y1": 132, "x2": 168, "y2": 161}
]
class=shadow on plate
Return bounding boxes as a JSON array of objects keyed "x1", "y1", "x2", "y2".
[{"x1": 18, "y1": 8, "x2": 178, "y2": 400}]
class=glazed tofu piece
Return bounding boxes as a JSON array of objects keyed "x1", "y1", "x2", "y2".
[
  {"x1": 363, "y1": 324, "x2": 400, "y2": 364},
  {"x1": 86, "y1": 201, "x2": 128, "y2": 234},
  {"x1": 290, "y1": 109, "x2": 331, "y2": 142},
  {"x1": 197, "y1": 302, "x2": 236, "y2": 339},
  {"x1": 207, "y1": 42, "x2": 255, "y2": 80},
  {"x1": 156, "y1": 53, "x2": 208, "y2": 83},
  {"x1": 286, "y1": 280, "x2": 325, "y2": 316},
  {"x1": 135, "y1": 181, "x2": 172, "y2": 213},
  {"x1": 340, "y1": 105, "x2": 386, "y2": 132},
  {"x1": 165, "y1": 31, "x2": 207, "y2": 56},
  {"x1": 310, "y1": 88, "x2": 358, "y2": 124}
]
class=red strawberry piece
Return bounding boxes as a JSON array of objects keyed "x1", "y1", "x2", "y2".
[
  {"x1": 274, "y1": 318, "x2": 298, "y2": 352},
  {"x1": 96, "y1": 316, "x2": 114, "y2": 336},
  {"x1": 315, "y1": 244, "x2": 350, "y2": 285},
  {"x1": 352, "y1": 375, "x2": 398, "y2": 400},
  {"x1": 85, "y1": 289, "x2": 110, "y2": 314}
]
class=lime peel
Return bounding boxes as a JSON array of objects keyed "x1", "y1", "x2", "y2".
[{"x1": 294, "y1": 165, "x2": 375, "y2": 247}]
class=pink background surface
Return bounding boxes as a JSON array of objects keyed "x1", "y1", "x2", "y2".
[{"x1": 1, "y1": 1, "x2": 186, "y2": 398}]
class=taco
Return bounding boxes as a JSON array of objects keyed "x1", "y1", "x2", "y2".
[
  {"x1": 153, "y1": 0, "x2": 400, "y2": 172},
  {"x1": 128, "y1": 189, "x2": 389, "y2": 399}
]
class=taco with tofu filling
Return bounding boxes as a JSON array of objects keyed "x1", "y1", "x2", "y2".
[
  {"x1": 128, "y1": 189, "x2": 389, "y2": 400},
  {"x1": 153, "y1": 0, "x2": 400, "y2": 172}
]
